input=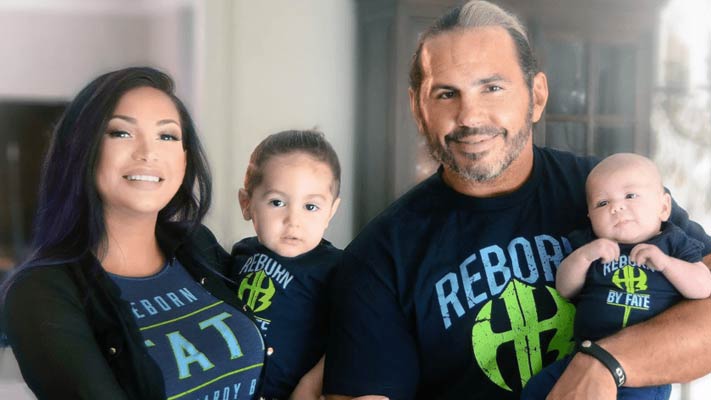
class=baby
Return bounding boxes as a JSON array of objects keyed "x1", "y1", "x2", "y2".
[
  {"x1": 231, "y1": 129, "x2": 342, "y2": 400},
  {"x1": 523, "y1": 153, "x2": 711, "y2": 400}
]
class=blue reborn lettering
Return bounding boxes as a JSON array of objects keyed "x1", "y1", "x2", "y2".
[
  {"x1": 130, "y1": 287, "x2": 199, "y2": 319},
  {"x1": 435, "y1": 235, "x2": 571, "y2": 329}
]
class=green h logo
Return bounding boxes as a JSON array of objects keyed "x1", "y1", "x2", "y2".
[
  {"x1": 612, "y1": 265, "x2": 648, "y2": 327},
  {"x1": 238, "y1": 271, "x2": 275, "y2": 312},
  {"x1": 472, "y1": 280, "x2": 575, "y2": 392}
]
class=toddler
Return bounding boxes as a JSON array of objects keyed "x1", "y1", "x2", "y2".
[{"x1": 231, "y1": 129, "x2": 342, "y2": 400}]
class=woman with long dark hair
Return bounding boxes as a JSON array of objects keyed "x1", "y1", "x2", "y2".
[{"x1": 0, "y1": 67, "x2": 265, "y2": 399}]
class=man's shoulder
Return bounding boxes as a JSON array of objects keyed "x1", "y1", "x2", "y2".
[
  {"x1": 533, "y1": 146, "x2": 600, "y2": 194},
  {"x1": 535, "y1": 146, "x2": 599, "y2": 173},
  {"x1": 379, "y1": 173, "x2": 444, "y2": 219},
  {"x1": 346, "y1": 174, "x2": 443, "y2": 253}
]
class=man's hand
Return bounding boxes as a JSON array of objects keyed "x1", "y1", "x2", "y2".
[{"x1": 546, "y1": 352, "x2": 617, "y2": 400}]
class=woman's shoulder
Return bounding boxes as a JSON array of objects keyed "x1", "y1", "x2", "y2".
[
  {"x1": 160, "y1": 222, "x2": 222, "y2": 248},
  {"x1": 2, "y1": 264, "x2": 85, "y2": 340},
  {"x1": 188, "y1": 224, "x2": 222, "y2": 246},
  {"x1": 166, "y1": 223, "x2": 230, "y2": 275},
  {"x1": 4, "y1": 264, "x2": 79, "y2": 306}
]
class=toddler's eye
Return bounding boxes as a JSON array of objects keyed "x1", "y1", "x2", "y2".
[
  {"x1": 596, "y1": 200, "x2": 608, "y2": 208},
  {"x1": 305, "y1": 204, "x2": 320, "y2": 212},
  {"x1": 269, "y1": 199, "x2": 285, "y2": 207},
  {"x1": 625, "y1": 193, "x2": 638, "y2": 199}
]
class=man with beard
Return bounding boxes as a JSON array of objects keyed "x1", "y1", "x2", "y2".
[{"x1": 323, "y1": 1, "x2": 711, "y2": 400}]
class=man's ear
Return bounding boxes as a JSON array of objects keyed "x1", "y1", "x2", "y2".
[
  {"x1": 409, "y1": 88, "x2": 425, "y2": 133},
  {"x1": 660, "y1": 192, "x2": 672, "y2": 222},
  {"x1": 531, "y1": 72, "x2": 549, "y2": 123},
  {"x1": 238, "y1": 188, "x2": 252, "y2": 221}
]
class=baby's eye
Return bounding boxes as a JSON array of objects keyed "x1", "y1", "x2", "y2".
[
  {"x1": 596, "y1": 200, "x2": 608, "y2": 208},
  {"x1": 268, "y1": 199, "x2": 285, "y2": 207},
  {"x1": 305, "y1": 203, "x2": 320, "y2": 212},
  {"x1": 159, "y1": 133, "x2": 181, "y2": 141},
  {"x1": 108, "y1": 130, "x2": 131, "y2": 138},
  {"x1": 625, "y1": 193, "x2": 638, "y2": 199}
]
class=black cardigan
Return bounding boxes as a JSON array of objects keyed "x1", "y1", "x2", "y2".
[{"x1": 2, "y1": 224, "x2": 264, "y2": 400}]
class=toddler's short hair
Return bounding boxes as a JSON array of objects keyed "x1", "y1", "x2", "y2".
[{"x1": 244, "y1": 129, "x2": 341, "y2": 197}]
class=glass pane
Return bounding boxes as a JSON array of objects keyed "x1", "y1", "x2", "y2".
[
  {"x1": 653, "y1": 0, "x2": 711, "y2": 233},
  {"x1": 595, "y1": 45, "x2": 636, "y2": 116},
  {"x1": 544, "y1": 39, "x2": 587, "y2": 115},
  {"x1": 545, "y1": 122, "x2": 587, "y2": 155},
  {"x1": 594, "y1": 125, "x2": 635, "y2": 157}
]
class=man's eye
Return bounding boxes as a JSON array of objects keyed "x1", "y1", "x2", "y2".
[
  {"x1": 269, "y1": 199, "x2": 285, "y2": 207},
  {"x1": 305, "y1": 204, "x2": 320, "y2": 212},
  {"x1": 596, "y1": 200, "x2": 608, "y2": 208},
  {"x1": 485, "y1": 85, "x2": 503, "y2": 92},
  {"x1": 108, "y1": 130, "x2": 131, "y2": 138},
  {"x1": 159, "y1": 133, "x2": 181, "y2": 141},
  {"x1": 625, "y1": 193, "x2": 638, "y2": 199},
  {"x1": 436, "y1": 91, "x2": 455, "y2": 100}
]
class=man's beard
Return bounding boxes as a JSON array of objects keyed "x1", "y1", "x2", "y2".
[{"x1": 424, "y1": 104, "x2": 533, "y2": 183}]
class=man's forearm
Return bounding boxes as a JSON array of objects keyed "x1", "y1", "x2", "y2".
[{"x1": 598, "y1": 253, "x2": 711, "y2": 386}]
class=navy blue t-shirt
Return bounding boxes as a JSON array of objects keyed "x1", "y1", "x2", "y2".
[
  {"x1": 112, "y1": 259, "x2": 265, "y2": 400},
  {"x1": 324, "y1": 146, "x2": 711, "y2": 400},
  {"x1": 231, "y1": 237, "x2": 341, "y2": 399},
  {"x1": 572, "y1": 222, "x2": 705, "y2": 341}
]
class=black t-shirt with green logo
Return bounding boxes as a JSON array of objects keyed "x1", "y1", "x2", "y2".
[
  {"x1": 231, "y1": 237, "x2": 341, "y2": 399},
  {"x1": 573, "y1": 222, "x2": 705, "y2": 341},
  {"x1": 323, "y1": 146, "x2": 711, "y2": 400}
]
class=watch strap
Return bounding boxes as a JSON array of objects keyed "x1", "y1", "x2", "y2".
[{"x1": 578, "y1": 340, "x2": 626, "y2": 387}]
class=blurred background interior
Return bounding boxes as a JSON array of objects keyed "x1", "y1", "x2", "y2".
[{"x1": 1, "y1": 0, "x2": 710, "y2": 398}]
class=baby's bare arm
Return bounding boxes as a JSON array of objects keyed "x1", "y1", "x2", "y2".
[
  {"x1": 556, "y1": 238, "x2": 619, "y2": 299},
  {"x1": 630, "y1": 243, "x2": 711, "y2": 299}
]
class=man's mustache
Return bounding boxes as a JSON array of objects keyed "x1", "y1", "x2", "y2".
[{"x1": 444, "y1": 126, "x2": 506, "y2": 143}]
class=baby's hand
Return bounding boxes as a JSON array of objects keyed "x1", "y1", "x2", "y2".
[
  {"x1": 630, "y1": 243, "x2": 670, "y2": 271},
  {"x1": 578, "y1": 238, "x2": 619, "y2": 264}
]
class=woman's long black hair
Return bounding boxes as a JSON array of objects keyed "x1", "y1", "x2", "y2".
[{"x1": 0, "y1": 67, "x2": 212, "y2": 311}]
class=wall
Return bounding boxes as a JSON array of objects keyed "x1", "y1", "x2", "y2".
[
  {"x1": 0, "y1": 0, "x2": 357, "y2": 249},
  {"x1": 0, "y1": 3, "x2": 191, "y2": 101},
  {"x1": 198, "y1": 0, "x2": 357, "y2": 248}
]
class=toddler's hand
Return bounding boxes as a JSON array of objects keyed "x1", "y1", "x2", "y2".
[{"x1": 630, "y1": 243, "x2": 670, "y2": 271}]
